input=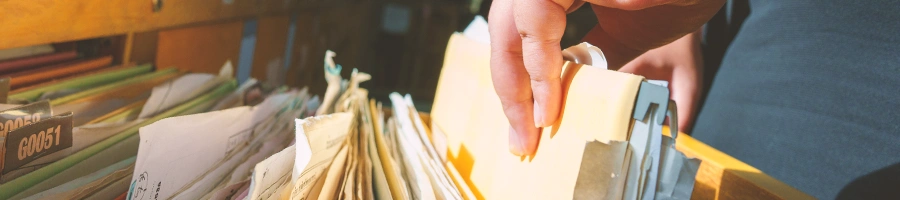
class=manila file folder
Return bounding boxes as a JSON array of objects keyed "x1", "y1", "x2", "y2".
[{"x1": 430, "y1": 33, "x2": 696, "y2": 200}]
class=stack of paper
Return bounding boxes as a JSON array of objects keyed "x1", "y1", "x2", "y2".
[
  {"x1": 252, "y1": 51, "x2": 471, "y2": 200},
  {"x1": 0, "y1": 58, "x2": 316, "y2": 199}
]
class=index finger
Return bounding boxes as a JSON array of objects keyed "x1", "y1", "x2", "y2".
[{"x1": 489, "y1": 0, "x2": 541, "y2": 156}]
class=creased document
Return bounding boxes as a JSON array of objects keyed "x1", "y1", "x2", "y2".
[
  {"x1": 290, "y1": 113, "x2": 353, "y2": 200},
  {"x1": 249, "y1": 145, "x2": 296, "y2": 200}
]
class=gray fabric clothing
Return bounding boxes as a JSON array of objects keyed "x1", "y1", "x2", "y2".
[{"x1": 693, "y1": 1, "x2": 900, "y2": 199}]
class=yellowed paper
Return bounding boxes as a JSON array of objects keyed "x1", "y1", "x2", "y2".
[
  {"x1": 317, "y1": 145, "x2": 349, "y2": 200},
  {"x1": 315, "y1": 51, "x2": 344, "y2": 116},
  {"x1": 371, "y1": 100, "x2": 407, "y2": 200},
  {"x1": 290, "y1": 113, "x2": 353, "y2": 200},
  {"x1": 249, "y1": 145, "x2": 295, "y2": 200}
]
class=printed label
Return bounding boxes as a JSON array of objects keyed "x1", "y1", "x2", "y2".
[
  {"x1": 2, "y1": 112, "x2": 72, "y2": 174},
  {"x1": 0, "y1": 101, "x2": 53, "y2": 170}
]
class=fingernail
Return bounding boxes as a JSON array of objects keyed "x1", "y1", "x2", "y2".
[
  {"x1": 509, "y1": 126, "x2": 527, "y2": 156},
  {"x1": 533, "y1": 100, "x2": 545, "y2": 127}
]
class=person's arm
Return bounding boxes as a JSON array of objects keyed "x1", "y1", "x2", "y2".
[{"x1": 488, "y1": 0, "x2": 723, "y2": 156}]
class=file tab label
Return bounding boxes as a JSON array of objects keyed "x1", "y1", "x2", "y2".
[{"x1": 2, "y1": 112, "x2": 72, "y2": 174}]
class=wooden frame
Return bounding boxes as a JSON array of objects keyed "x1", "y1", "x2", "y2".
[{"x1": 0, "y1": 0, "x2": 342, "y2": 50}]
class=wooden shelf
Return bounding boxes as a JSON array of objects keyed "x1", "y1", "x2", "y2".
[{"x1": 0, "y1": 0, "x2": 331, "y2": 49}]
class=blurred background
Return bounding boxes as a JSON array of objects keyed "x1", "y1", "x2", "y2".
[
  {"x1": 0, "y1": 0, "x2": 614, "y2": 110},
  {"x1": 277, "y1": 0, "x2": 596, "y2": 110},
  {"x1": 275, "y1": 0, "x2": 600, "y2": 110}
]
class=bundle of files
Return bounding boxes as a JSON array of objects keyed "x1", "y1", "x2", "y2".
[
  {"x1": 0, "y1": 48, "x2": 464, "y2": 200},
  {"x1": 0, "y1": 54, "x2": 319, "y2": 199},
  {"x1": 222, "y1": 51, "x2": 471, "y2": 200}
]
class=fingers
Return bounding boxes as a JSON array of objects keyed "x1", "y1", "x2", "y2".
[
  {"x1": 488, "y1": 0, "x2": 720, "y2": 156},
  {"x1": 514, "y1": 0, "x2": 567, "y2": 128},
  {"x1": 489, "y1": 0, "x2": 541, "y2": 156},
  {"x1": 490, "y1": 0, "x2": 573, "y2": 156}
]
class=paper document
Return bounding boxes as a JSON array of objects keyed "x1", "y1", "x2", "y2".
[
  {"x1": 290, "y1": 113, "x2": 353, "y2": 200},
  {"x1": 249, "y1": 145, "x2": 296, "y2": 200}
]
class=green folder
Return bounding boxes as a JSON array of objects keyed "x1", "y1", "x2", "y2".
[
  {"x1": 10, "y1": 64, "x2": 154, "y2": 102},
  {"x1": 49, "y1": 68, "x2": 178, "y2": 105}
]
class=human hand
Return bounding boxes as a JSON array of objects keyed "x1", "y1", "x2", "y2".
[
  {"x1": 488, "y1": 0, "x2": 722, "y2": 156},
  {"x1": 618, "y1": 30, "x2": 703, "y2": 133}
]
